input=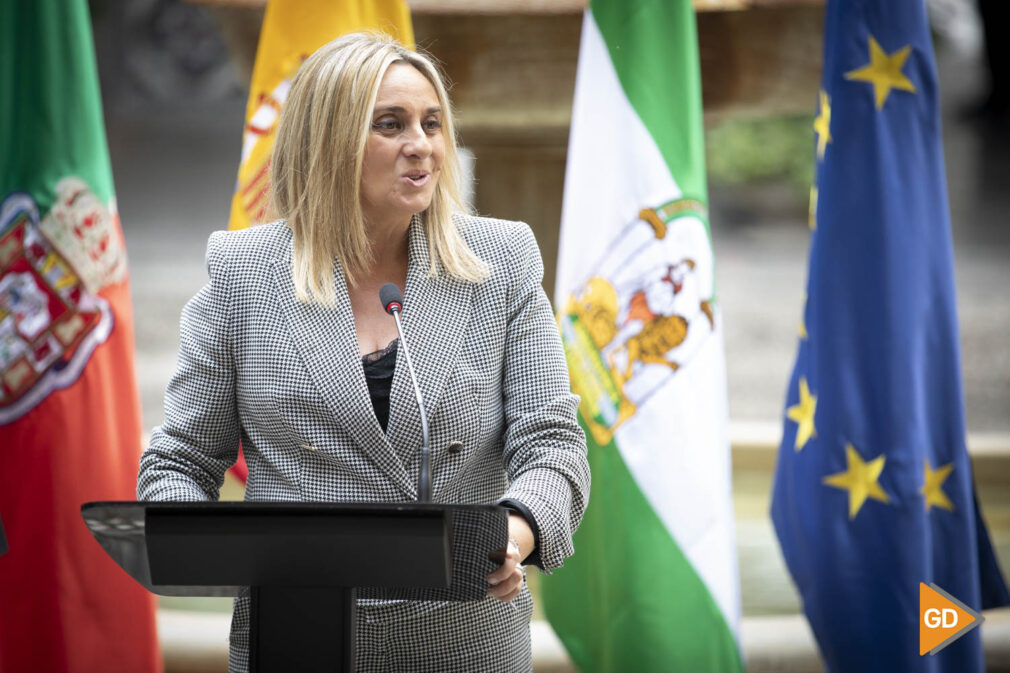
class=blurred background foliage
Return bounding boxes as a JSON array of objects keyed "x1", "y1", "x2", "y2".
[{"x1": 706, "y1": 114, "x2": 816, "y2": 202}]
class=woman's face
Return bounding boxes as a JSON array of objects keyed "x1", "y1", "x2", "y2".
[{"x1": 360, "y1": 62, "x2": 445, "y2": 228}]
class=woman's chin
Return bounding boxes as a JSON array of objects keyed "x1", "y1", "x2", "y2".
[
  {"x1": 401, "y1": 196, "x2": 435, "y2": 217},
  {"x1": 363, "y1": 200, "x2": 433, "y2": 226}
]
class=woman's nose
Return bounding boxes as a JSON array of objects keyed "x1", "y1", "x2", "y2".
[{"x1": 403, "y1": 122, "x2": 432, "y2": 158}]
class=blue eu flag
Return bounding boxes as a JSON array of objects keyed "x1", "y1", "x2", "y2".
[{"x1": 770, "y1": 1, "x2": 1009, "y2": 671}]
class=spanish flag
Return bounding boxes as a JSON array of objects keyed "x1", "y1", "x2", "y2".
[
  {"x1": 228, "y1": 0, "x2": 414, "y2": 232},
  {"x1": 225, "y1": 0, "x2": 413, "y2": 487}
]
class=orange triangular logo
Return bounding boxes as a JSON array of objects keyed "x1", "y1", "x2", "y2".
[{"x1": 919, "y1": 583, "x2": 984, "y2": 655}]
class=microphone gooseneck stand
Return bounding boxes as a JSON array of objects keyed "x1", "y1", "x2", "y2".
[{"x1": 379, "y1": 283, "x2": 432, "y2": 502}]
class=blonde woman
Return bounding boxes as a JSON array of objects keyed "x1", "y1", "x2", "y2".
[{"x1": 138, "y1": 33, "x2": 590, "y2": 672}]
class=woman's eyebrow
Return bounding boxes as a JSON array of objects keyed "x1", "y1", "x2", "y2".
[{"x1": 372, "y1": 105, "x2": 442, "y2": 115}]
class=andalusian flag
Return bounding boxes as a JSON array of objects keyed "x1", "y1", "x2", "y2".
[
  {"x1": 544, "y1": 1, "x2": 742, "y2": 671},
  {"x1": 0, "y1": 1, "x2": 160, "y2": 671},
  {"x1": 228, "y1": 0, "x2": 413, "y2": 231}
]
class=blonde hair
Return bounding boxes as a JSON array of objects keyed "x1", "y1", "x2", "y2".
[{"x1": 270, "y1": 32, "x2": 488, "y2": 305}]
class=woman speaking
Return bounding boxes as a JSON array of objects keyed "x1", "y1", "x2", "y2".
[{"x1": 137, "y1": 32, "x2": 590, "y2": 672}]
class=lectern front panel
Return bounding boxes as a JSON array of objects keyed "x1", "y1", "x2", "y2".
[{"x1": 146, "y1": 507, "x2": 450, "y2": 589}]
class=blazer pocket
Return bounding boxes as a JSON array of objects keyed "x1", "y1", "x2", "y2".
[
  {"x1": 426, "y1": 363, "x2": 496, "y2": 497},
  {"x1": 260, "y1": 360, "x2": 336, "y2": 497}
]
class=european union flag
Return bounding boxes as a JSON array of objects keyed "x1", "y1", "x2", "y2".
[{"x1": 770, "y1": 1, "x2": 1009, "y2": 671}]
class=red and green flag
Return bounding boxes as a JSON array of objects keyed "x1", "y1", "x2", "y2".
[{"x1": 0, "y1": 2, "x2": 161, "y2": 671}]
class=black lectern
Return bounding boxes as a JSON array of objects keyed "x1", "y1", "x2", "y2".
[{"x1": 82, "y1": 502, "x2": 507, "y2": 673}]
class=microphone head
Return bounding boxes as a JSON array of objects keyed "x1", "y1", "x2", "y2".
[{"x1": 380, "y1": 283, "x2": 403, "y2": 315}]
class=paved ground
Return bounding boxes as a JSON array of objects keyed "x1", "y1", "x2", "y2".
[{"x1": 99, "y1": 22, "x2": 1009, "y2": 616}]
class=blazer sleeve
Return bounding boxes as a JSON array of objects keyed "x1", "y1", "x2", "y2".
[
  {"x1": 137, "y1": 231, "x2": 240, "y2": 502},
  {"x1": 498, "y1": 223, "x2": 591, "y2": 572}
]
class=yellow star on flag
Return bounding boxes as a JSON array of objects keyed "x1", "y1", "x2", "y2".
[
  {"x1": 786, "y1": 377, "x2": 817, "y2": 450},
  {"x1": 808, "y1": 185, "x2": 818, "y2": 231},
  {"x1": 813, "y1": 90, "x2": 832, "y2": 160},
  {"x1": 845, "y1": 35, "x2": 917, "y2": 109},
  {"x1": 823, "y1": 443, "x2": 890, "y2": 519},
  {"x1": 798, "y1": 293, "x2": 808, "y2": 340},
  {"x1": 921, "y1": 460, "x2": 955, "y2": 512}
]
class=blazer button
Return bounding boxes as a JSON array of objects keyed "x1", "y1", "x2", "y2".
[{"x1": 446, "y1": 440, "x2": 464, "y2": 455}]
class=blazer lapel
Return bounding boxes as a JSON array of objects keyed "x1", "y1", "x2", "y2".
[
  {"x1": 270, "y1": 234, "x2": 416, "y2": 499},
  {"x1": 387, "y1": 216, "x2": 474, "y2": 475}
]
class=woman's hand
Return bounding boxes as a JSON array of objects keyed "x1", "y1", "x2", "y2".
[{"x1": 487, "y1": 513, "x2": 534, "y2": 602}]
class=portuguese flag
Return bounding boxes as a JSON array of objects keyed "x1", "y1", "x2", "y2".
[
  {"x1": 0, "y1": 2, "x2": 160, "y2": 672},
  {"x1": 543, "y1": 0, "x2": 743, "y2": 670}
]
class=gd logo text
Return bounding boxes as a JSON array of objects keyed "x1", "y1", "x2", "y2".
[{"x1": 919, "y1": 583, "x2": 983, "y2": 656}]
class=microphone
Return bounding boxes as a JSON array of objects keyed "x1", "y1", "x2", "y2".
[
  {"x1": 379, "y1": 283, "x2": 432, "y2": 502},
  {"x1": 379, "y1": 284, "x2": 402, "y2": 315}
]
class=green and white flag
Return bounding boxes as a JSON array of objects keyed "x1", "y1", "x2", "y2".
[{"x1": 543, "y1": 1, "x2": 742, "y2": 670}]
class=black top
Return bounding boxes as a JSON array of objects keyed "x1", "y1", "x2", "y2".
[{"x1": 362, "y1": 339, "x2": 398, "y2": 433}]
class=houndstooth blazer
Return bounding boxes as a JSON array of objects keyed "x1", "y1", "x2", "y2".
[{"x1": 137, "y1": 214, "x2": 590, "y2": 672}]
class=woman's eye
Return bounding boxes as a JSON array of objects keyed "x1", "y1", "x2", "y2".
[
  {"x1": 372, "y1": 118, "x2": 400, "y2": 132},
  {"x1": 423, "y1": 119, "x2": 442, "y2": 133}
]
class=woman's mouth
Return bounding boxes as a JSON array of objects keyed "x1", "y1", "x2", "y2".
[{"x1": 402, "y1": 171, "x2": 430, "y2": 187}]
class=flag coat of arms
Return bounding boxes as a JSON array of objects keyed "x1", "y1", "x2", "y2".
[
  {"x1": 0, "y1": 1, "x2": 160, "y2": 671},
  {"x1": 542, "y1": 0, "x2": 743, "y2": 670},
  {"x1": 771, "y1": 1, "x2": 1009, "y2": 671}
]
